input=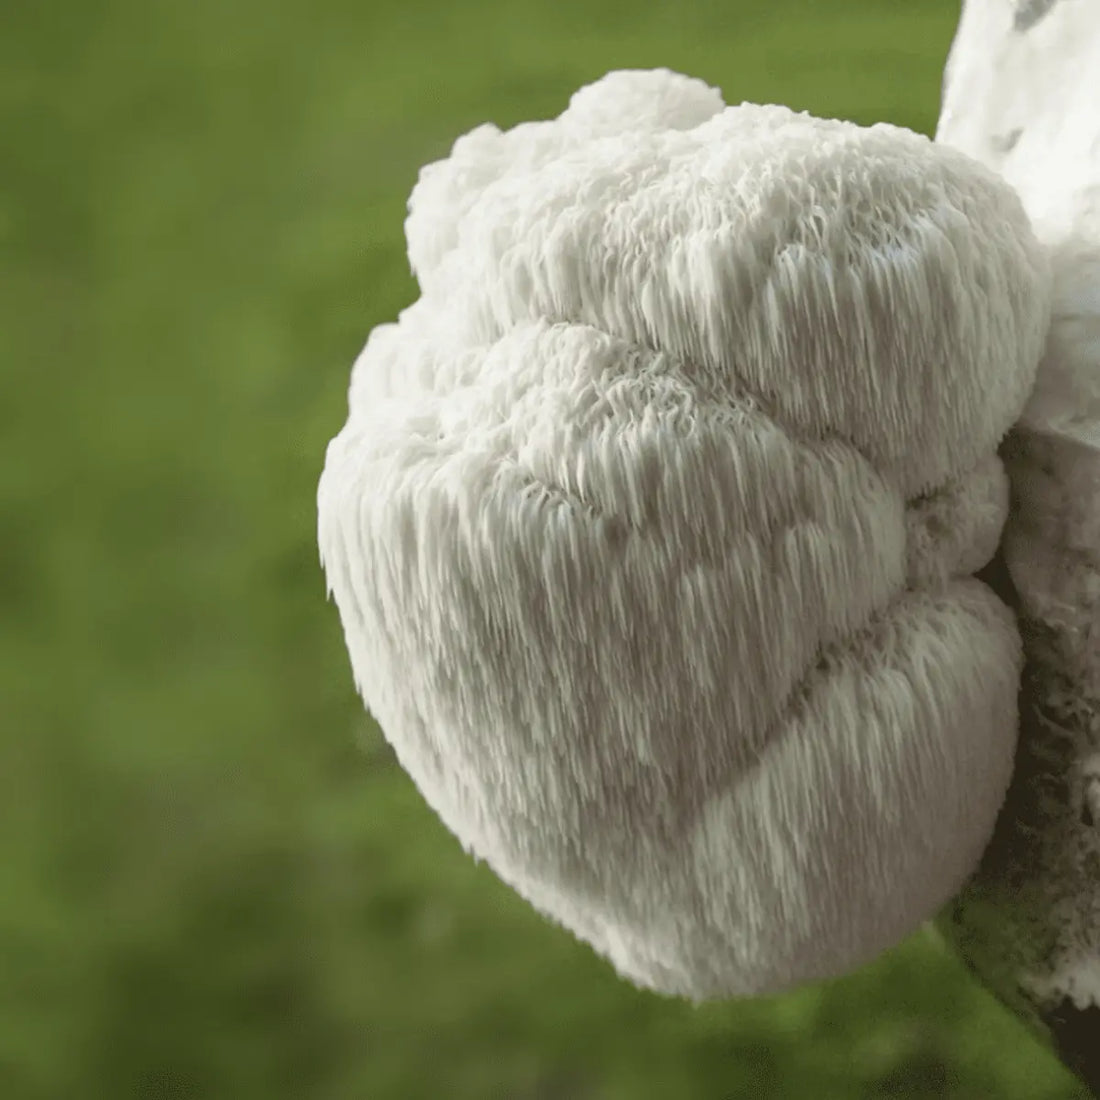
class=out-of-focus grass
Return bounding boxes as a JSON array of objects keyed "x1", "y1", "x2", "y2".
[{"x1": 0, "y1": 1, "x2": 1090, "y2": 1097}]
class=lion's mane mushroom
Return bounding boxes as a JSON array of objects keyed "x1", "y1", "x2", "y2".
[{"x1": 318, "y1": 69, "x2": 1052, "y2": 998}]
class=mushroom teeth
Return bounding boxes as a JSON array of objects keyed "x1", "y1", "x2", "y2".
[{"x1": 318, "y1": 68, "x2": 1053, "y2": 998}]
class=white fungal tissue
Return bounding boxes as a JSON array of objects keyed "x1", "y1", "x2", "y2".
[{"x1": 318, "y1": 69, "x2": 1053, "y2": 998}]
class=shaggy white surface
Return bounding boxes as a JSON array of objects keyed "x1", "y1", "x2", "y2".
[
  {"x1": 319, "y1": 69, "x2": 1052, "y2": 998},
  {"x1": 939, "y1": 0, "x2": 1100, "y2": 1014}
]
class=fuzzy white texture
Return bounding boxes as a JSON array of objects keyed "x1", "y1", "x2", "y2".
[
  {"x1": 318, "y1": 69, "x2": 1052, "y2": 998},
  {"x1": 940, "y1": 0, "x2": 1100, "y2": 696},
  {"x1": 938, "y1": 0, "x2": 1100, "y2": 1016}
]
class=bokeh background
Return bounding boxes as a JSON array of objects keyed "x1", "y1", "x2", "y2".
[{"x1": 1, "y1": 0, "x2": 1092, "y2": 1097}]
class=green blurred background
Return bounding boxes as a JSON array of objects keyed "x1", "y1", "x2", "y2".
[{"x1": 0, "y1": 0, "x2": 1091, "y2": 1097}]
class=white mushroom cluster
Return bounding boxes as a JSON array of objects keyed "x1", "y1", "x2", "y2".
[{"x1": 318, "y1": 69, "x2": 1052, "y2": 998}]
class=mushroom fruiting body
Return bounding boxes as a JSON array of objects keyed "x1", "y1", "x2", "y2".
[{"x1": 318, "y1": 69, "x2": 1051, "y2": 998}]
